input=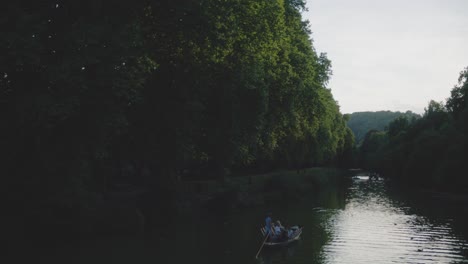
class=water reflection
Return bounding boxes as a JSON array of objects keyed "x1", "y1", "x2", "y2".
[
  {"x1": 258, "y1": 244, "x2": 299, "y2": 264},
  {"x1": 31, "y1": 173, "x2": 468, "y2": 264},
  {"x1": 320, "y1": 176, "x2": 468, "y2": 264}
]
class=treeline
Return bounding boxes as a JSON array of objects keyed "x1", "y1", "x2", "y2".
[
  {"x1": 359, "y1": 68, "x2": 468, "y2": 191},
  {"x1": 347, "y1": 110, "x2": 420, "y2": 145},
  {"x1": 1, "y1": 0, "x2": 353, "y2": 227}
]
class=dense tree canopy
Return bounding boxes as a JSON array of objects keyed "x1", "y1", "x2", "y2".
[
  {"x1": 358, "y1": 68, "x2": 468, "y2": 191},
  {"x1": 347, "y1": 111, "x2": 420, "y2": 145},
  {"x1": 1, "y1": 0, "x2": 353, "y2": 235}
]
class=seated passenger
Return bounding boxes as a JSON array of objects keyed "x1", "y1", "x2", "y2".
[
  {"x1": 273, "y1": 221, "x2": 289, "y2": 241},
  {"x1": 275, "y1": 220, "x2": 284, "y2": 230},
  {"x1": 274, "y1": 223, "x2": 282, "y2": 236}
]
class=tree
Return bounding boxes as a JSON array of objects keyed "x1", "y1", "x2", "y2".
[
  {"x1": 357, "y1": 67, "x2": 468, "y2": 191},
  {"x1": 446, "y1": 68, "x2": 468, "y2": 118}
]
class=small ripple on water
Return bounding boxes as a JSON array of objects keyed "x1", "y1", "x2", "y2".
[{"x1": 319, "y1": 179, "x2": 468, "y2": 264}]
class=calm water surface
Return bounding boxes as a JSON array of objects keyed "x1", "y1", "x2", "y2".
[{"x1": 34, "y1": 174, "x2": 468, "y2": 264}]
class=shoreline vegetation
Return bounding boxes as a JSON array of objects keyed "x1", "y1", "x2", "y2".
[
  {"x1": 176, "y1": 167, "x2": 351, "y2": 211},
  {"x1": 357, "y1": 68, "x2": 468, "y2": 193},
  {"x1": 8, "y1": 167, "x2": 351, "y2": 243}
]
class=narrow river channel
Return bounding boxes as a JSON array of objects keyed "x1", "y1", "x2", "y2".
[{"x1": 32, "y1": 173, "x2": 468, "y2": 264}]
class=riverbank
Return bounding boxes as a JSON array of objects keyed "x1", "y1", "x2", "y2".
[
  {"x1": 174, "y1": 167, "x2": 352, "y2": 212},
  {"x1": 8, "y1": 167, "x2": 352, "y2": 245}
]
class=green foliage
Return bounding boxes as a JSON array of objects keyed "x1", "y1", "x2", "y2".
[
  {"x1": 446, "y1": 68, "x2": 468, "y2": 119},
  {"x1": 1, "y1": 0, "x2": 153, "y2": 200},
  {"x1": 2, "y1": 0, "x2": 355, "y2": 236},
  {"x1": 358, "y1": 67, "x2": 468, "y2": 191},
  {"x1": 359, "y1": 130, "x2": 387, "y2": 171},
  {"x1": 387, "y1": 116, "x2": 409, "y2": 141},
  {"x1": 347, "y1": 111, "x2": 420, "y2": 145}
]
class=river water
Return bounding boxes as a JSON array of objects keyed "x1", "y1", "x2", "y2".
[{"x1": 33, "y1": 174, "x2": 468, "y2": 264}]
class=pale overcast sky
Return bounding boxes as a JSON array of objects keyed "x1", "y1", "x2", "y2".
[{"x1": 303, "y1": 0, "x2": 468, "y2": 114}]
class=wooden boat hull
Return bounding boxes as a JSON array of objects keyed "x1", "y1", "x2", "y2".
[{"x1": 263, "y1": 226, "x2": 303, "y2": 247}]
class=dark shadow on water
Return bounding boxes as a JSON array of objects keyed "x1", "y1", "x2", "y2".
[
  {"x1": 258, "y1": 243, "x2": 300, "y2": 264},
  {"x1": 17, "y1": 171, "x2": 468, "y2": 264}
]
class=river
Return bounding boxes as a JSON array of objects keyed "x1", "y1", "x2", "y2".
[{"x1": 31, "y1": 173, "x2": 468, "y2": 264}]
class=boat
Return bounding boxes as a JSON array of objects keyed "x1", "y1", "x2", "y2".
[{"x1": 260, "y1": 225, "x2": 303, "y2": 246}]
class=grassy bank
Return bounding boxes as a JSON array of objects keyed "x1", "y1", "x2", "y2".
[
  {"x1": 10, "y1": 167, "x2": 352, "y2": 242},
  {"x1": 175, "y1": 167, "x2": 352, "y2": 211}
]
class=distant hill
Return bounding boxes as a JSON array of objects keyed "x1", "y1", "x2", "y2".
[{"x1": 346, "y1": 111, "x2": 421, "y2": 145}]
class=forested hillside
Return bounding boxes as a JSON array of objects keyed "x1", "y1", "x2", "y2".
[
  {"x1": 347, "y1": 111, "x2": 420, "y2": 144},
  {"x1": 359, "y1": 68, "x2": 468, "y2": 191},
  {"x1": 1, "y1": 0, "x2": 354, "y2": 236}
]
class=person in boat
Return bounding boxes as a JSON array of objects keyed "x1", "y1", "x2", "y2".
[
  {"x1": 275, "y1": 220, "x2": 284, "y2": 229},
  {"x1": 265, "y1": 212, "x2": 273, "y2": 236},
  {"x1": 274, "y1": 222, "x2": 282, "y2": 236},
  {"x1": 273, "y1": 221, "x2": 289, "y2": 241}
]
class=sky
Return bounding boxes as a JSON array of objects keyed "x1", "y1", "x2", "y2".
[{"x1": 303, "y1": 0, "x2": 468, "y2": 114}]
